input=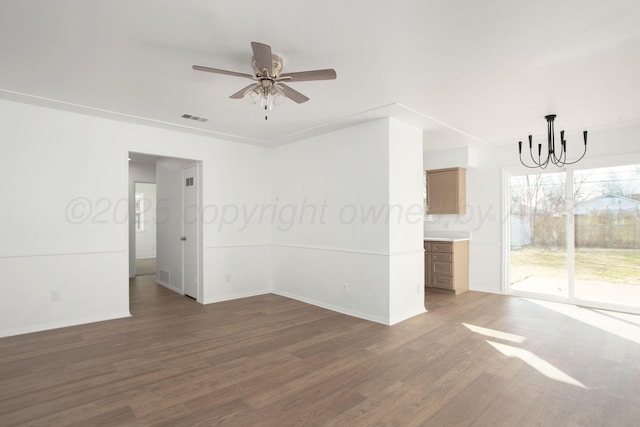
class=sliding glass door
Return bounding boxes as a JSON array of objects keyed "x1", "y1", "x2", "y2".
[
  {"x1": 507, "y1": 163, "x2": 640, "y2": 311},
  {"x1": 508, "y1": 172, "x2": 568, "y2": 297},
  {"x1": 573, "y1": 165, "x2": 640, "y2": 308}
]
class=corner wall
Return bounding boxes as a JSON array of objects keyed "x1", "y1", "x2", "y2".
[
  {"x1": 388, "y1": 118, "x2": 426, "y2": 324},
  {"x1": 271, "y1": 118, "x2": 425, "y2": 324},
  {"x1": 0, "y1": 98, "x2": 272, "y2": 337}
]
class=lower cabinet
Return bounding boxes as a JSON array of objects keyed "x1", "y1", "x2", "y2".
[{"x1": 424, "y1": 240, "x2": 469, "y2": 294}]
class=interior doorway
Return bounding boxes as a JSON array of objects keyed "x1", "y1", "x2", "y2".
[
  {"x1": 128, "y1": 152, "x2": 203, "y2": 303},
  {"x1": 134, "y1": 182, "x2": 157, "y2": 276}
]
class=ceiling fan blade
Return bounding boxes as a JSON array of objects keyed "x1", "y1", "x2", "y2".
[
  {"x1": 251, "y1": 42, "x2": 273, "y2": 77},
  {"x1": 192, "y1": 65, "x2": 254, "y2": 80},
  {"x1": 279, "y1": 69, "x2": 337, "y2": 82},
  {"x1": 230, "y1": 83, "x2": 258, "y2": 99},
  {"x1": 278, "y1": 83, "x2": 309, "y2": 104}
]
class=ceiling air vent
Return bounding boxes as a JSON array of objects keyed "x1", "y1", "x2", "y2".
[{"x1": 181, "y1": 113, "x2": 209, "y2": 122}]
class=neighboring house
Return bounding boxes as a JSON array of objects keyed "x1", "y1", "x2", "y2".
[
  {"x1": 512, "y1": 194, "x2": 640, "y2": 249},
  {"x1": 574, "y1": 194, "x2": 640, "y2": 248},
  {"x1": 574, "y1": 193, "x2": 640, "y2": 216}
]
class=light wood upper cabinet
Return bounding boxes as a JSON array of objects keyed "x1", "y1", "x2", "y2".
[{"x1": 425, "y1": 167, "x2": 466, "y2": 214}]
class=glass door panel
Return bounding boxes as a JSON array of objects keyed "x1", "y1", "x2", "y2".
[
  {"x1": 573, "y1": 165, "x2": 640, "y2": 308},
  {"x1": 509, "y1": 172, "x2": 568, "y2": 297}
]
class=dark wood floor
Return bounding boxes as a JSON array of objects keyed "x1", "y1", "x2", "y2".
[{"x1": 1, "y1": 277, "x2": 639, "y2": 426}]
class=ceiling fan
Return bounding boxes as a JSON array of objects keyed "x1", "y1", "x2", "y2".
[{"x1": 193, "y1": 42, "x2": 337, "y2": 119}]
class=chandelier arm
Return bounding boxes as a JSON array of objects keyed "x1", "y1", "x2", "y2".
[
  {"x1": 527, "y1": 146, "x2": 539, "y2": 166},
  {"x1": 519, "y1": 154, "x2": 548, "y2": 168},
  {"x1": 554, "y1": 144, "x2": 588, "y2": 166},
  {"x1": 525, "y1": 135, "x2": 541, "y2": 166},
  {"x1": 540, "y1": 152, "x2": 550, "y2": 168},
  {"x1": 537, "y1": 143, "x2": 552, "y2": 168}
]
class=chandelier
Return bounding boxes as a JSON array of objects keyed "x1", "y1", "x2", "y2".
[{"x1": 518, "y1": 114, "x2": 588, "y2": 168}]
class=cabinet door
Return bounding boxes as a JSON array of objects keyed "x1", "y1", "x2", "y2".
[
  {"x1": 426, "y1": 168, "x2": 466, "y2": 214},
  {"x1": 431, "y1": 242, "x2": 452, "y2": 253},
  {"x1": 432, "y1": 260, "x2": 453, "y2": 276},
  {"x1": 432, "y1": 275, "x2": 453, "y2": 289}
]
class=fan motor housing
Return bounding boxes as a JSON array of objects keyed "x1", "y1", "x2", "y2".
[{"x1": 252, "y1": 53, "x2": 283, "y2": 78}]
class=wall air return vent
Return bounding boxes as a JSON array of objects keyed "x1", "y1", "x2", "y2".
[{"x1": 158, "y1": 269, "x2": 170, "y2": 284}]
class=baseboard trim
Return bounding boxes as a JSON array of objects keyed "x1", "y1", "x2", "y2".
[
  {"x1": 156, "y1": 279, "x2": 182, "y2": 295},
  {"x1": 0, "y1": 311, "x2": 132, "y2": 338},
  {"x1": 388, "y1": 307, "x2": 428, "y2": 325},
  {"x1": 272, "y1": 289, "x2": 391, "y2": 325},
  {"x1": 202, "y1": 289, "x2": 271, "y2": 305}
]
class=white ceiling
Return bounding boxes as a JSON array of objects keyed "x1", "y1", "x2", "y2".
[{"x1": 1, "y1": 1, "x2": 639, "y2": 150}]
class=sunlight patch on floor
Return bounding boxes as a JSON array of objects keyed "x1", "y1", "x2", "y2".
[
  {"x1": 462, "y1": 323, "x2": 526, "y2": 343},
  {"x1": 487, "y1": 340, "x2": 588, "y2": 389},
  {"x1": 527, "y1": 299, "x2": 640, "y2": 345}
]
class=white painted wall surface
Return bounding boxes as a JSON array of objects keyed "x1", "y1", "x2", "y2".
[
  {"x1": 0, "y1": 100, "x2": 129, "y2": 336},
  {"x1": 200, "y1": 140, "x2": 273, "y2": 303},
  {"x1": 272, "y1": 118, "x2": 426, "y2": 325},
  {"x1": 271, "y1": 119, "x2": 393, "y2": 322},
  {"x1": 0, "y1": 98, "x2": 272, "y2": 337},
  {"x1": 388, "y1": 118, "x2": 426, "y2": 323}
]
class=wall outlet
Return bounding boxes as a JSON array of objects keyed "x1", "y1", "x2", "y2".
[
  {"x1": 226, "y1": 274, "x2": 231, "y2": 283},
  {"x1": 51, "y1": 290, "x2": 60, "y2": 302},
  {"x1": 343, "y1": 283, "x2": 349, "y2": 293}
]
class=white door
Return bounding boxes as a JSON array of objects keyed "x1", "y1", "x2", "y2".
[{"x1": 182, "y1": 164, "x2": 198, "y2": 299}]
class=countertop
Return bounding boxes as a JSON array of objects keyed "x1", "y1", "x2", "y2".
[
  {"x1": 424, "y1": 236, "x2": 471, "y2": 242},
  {"x1": 424, "y1": 231, "x2": 471, "y2": 242}
]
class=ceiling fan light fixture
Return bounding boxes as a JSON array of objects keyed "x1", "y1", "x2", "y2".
[
  {"x1": 272, "y1": 86, "x2": 286, "y2": 106},
  {"x1": 243, "y1": 85, "x2": 260, "y2": 105}
]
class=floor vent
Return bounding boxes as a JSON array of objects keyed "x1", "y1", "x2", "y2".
[{"x1": 158, "y1": 269, "x2": 170, "y2": 284}]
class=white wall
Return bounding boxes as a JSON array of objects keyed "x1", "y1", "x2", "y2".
[
  {"x1": 388, "y1": 119, "x2": 426, "y2": 324},
  {"x1": 271, "y1": 118, "x2": 425, "y2": 325},
  {"x1": 200, "y1": 142, "x2": 274, "y2": 304},
  {"x1": 0, "y1": 98, "x2": 272, "y2": 337},
  {"x1": 424, "y1": 121, "x2": 640, "y2": 295},
  {"x1": 0, "y1": 100, "x2": 129, "y2": 336}
]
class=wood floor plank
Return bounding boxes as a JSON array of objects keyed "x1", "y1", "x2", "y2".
[{"x1": 1, "y1": 278, "x2": 639, "y2": 426}]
